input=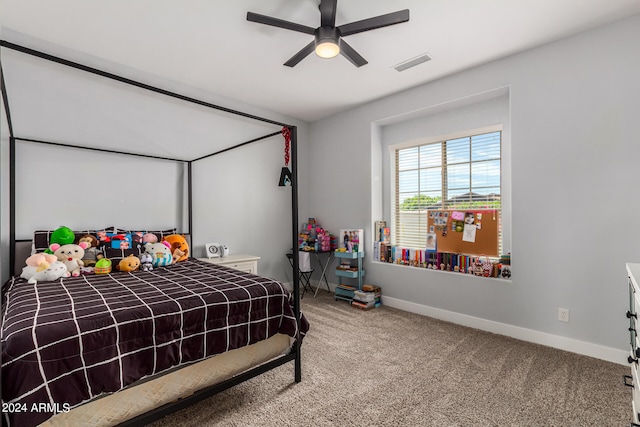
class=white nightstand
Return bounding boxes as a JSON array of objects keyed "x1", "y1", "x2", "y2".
[{"x1": 198, "y1": 254, "x2": 261, "y2": 275}]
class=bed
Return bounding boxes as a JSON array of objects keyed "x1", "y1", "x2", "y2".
[
  {"x1": 1, "y1": 40, "x2": 307, "y2": 426},
  {"x1": 2, "y1": 258, "x2": 308, "y2": 427}
]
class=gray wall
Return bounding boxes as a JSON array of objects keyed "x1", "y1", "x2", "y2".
[
  {"x1": 307, "y1": 14, "x2": 640, "y2": 360},
  {"x1": 2, "y1": 15, "x2": 639, "y2": 361}
]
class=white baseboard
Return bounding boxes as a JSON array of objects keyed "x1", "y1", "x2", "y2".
[
  {"x1": 287, "y1": 279, "x2": 626, "y2": 364},
  {"x1": 381, "y1": 295, "x2": 627, "y2": 365}
]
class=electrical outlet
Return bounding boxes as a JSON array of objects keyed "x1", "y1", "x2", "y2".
[{"x1": 558, "y1": 307, "x2": 570, "y2": 323}]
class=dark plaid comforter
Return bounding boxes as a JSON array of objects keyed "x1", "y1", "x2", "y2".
[{"x1": 1, "y1": 258, "x2": 308, "y2": 427}]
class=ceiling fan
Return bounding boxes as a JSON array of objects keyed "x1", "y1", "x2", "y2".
[{"x1": 247, "y1": 0, "x2": 410, "y2": 67}]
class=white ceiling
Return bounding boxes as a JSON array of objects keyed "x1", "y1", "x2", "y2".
[{"x1": 1, "y1": 0, "x2": 639, "y2": 123}]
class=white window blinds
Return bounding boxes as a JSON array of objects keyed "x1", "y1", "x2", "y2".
[{"x1": 395, "y1": 130, "x2": 501, "y2": 251}]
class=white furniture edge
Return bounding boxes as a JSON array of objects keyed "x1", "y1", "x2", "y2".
[
  {"x1": 198, "y1": 254, "x2": 261, "y2": 275},
  {"x1": 200, "y1": 254, "x2": 261, "y2": 264}
]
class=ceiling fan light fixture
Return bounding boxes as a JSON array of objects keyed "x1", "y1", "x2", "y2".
[
  {"x1": 314, "y1": 26, "x2": 340, "y2": 59},
  {"x1": 315, "y1": 41, "x2": 340, "y2": 58}
]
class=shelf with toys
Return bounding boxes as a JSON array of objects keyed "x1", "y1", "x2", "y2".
[
  {"x1": 334, "y1": 250, "x2": 365, "y2": 302},
  {"x1": 334, "y1": 228, "x2": 365, "y2": 303},
  {"x1": 372, "y1": 219, "x2": 511, "y2": 280}
]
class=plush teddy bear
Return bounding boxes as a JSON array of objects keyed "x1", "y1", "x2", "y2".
[
  {"x1": 139, "y1": 253, "x2": 153, "y2": 272},
  {"x1": 143, "y1": 241, "x2": 173, "y2": 267},
  {"x1": 50, "y1": 241, "x2": 89, "y2": 277},
  {"x1": 21, "y1": 261, "x2": 69, "y2": 284},
  {"x1": 165, "y1": 234, "x2": 189, "y2": 262},
  {"x1": 77, "y1": 234, "x2": 103, "y2": 267},
  {"x1": 25, "y1": 253, "x2": 58, "y2": 271},
  {"x1": 116, "y1": 254, "x2": 141, "y2": 272}
]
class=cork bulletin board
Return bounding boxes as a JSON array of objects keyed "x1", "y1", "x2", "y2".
[{"x1": 427, "y1": 209, "x2": 500, "y2": 256}]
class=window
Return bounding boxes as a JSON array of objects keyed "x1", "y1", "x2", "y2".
[{"x1": 394, "y1": 130, "x2": 501, "y2": 252}]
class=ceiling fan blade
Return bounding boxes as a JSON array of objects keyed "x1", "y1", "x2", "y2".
[
  {"x1": 338, "y1": 9, "x2": 409, "y2": 37},
  {"x1": 320, "y1": 0, "x2": 337, "y2": 27},
  {"x1": 247, "y1": 11, "x2": 316, "y2": 35},
  {"x1": 284, "y1": 41, "x2": 316, "y2": 67},
  {"x1": 339, "y1": 39, "x2": 368, "y2": 67}
]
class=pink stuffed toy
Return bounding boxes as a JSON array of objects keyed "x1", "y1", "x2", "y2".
[
  {"x1": 25, "y1": 253, "x2": 58, "y2": 272},
  {"x1": 50, "y1": 241, "x2": 90, "y2": 277},
  {"x1": 142, "y1": 233, "x2": 158, "y2": 244}
]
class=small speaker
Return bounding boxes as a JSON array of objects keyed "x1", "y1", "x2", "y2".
[{"x1": 219, "y1": 245, "x2": 229, "y2": 257}]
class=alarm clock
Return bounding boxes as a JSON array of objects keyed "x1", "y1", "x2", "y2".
[{"x1": 206, "y1": 243, "x2": 222, "y2": 258}]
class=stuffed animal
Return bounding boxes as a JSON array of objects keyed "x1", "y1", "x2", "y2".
[
  {"x1": 45, "y1": 226, "x2": 75, "y2": 254},
  {"x1": 94, "y1": 258, "x2": 112, "y2": 274},
  {"x1": 77, "y1": 234, "x2": 103, "y2": 267},
  {"x1": 21, "y1": 261, "x2": 69, "y2": 284},
  {"x1": 144, "y1": 241, "x2": 173, "y2": 267},
  {"x1": 25, "y1": 253, "x2": 58, "y2": 271},
  {"x1": 50, "y1": 241, "x2": 89, "y2": 277},
  {"x1": 139, "y1": 253, "x2": 153, "y2": 272},
  {"x1": 117, "y1": 254, "x2": 140, "y2": 272},
  {"x1": 142, "y1": 233, "x2": 158, "y2": 244},
  {"x1": 165, "y1": 234, "x2": 189, "y2": 262}
]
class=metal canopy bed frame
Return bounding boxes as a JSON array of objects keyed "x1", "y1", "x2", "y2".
[{"x1": 0, "y1": 40, "x2": 302, "y2": 426}]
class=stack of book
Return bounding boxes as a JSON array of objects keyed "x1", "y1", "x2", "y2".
[
  {"x1": 352, "y1": 285, "x2": 381, "y2": 310},
  {"x1": 364, "y1": 284, "x2": 382, "y2": 306},
  {"x1": 373, "y1": 221, "x2": 391, "y2": 262}
]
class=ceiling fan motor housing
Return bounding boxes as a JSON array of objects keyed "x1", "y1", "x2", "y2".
[{"x1": 316, "y1": 26, "x2": 340, "y2": 43}]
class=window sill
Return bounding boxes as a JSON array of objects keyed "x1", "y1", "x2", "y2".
[{"x1": 371, "y1": 260, "x2": 512, "y2": 283}]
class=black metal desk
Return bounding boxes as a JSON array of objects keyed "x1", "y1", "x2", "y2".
[{"x1": 302, "y1": 249, "x2": 334, "y2": 297}]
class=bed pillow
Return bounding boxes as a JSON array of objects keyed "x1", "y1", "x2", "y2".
[
  {"x1": 117, "y1": 228, "x2": 177, "y2": 243},
  {"x1": 104, "y1": 228, "x2": 177, "y2": 266},
  {"x1": 32, "y1": 227, "x2": 115, "y2": 254},
  {"x1": 107, "y1": 233, "x2": 133, "y2": 250}
]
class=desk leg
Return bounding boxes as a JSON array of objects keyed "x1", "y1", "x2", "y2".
[{"x1": 313, "y1": 252, "x2": 333, "y2": 297}]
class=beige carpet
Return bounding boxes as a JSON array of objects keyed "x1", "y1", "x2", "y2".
[{"x1": 151, "y1": 291, "x2": 630, "y2": 426}]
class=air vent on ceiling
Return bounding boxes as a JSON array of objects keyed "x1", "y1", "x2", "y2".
[{"x1": 393, "y1": 53, "x2": 432, "y2": 72}]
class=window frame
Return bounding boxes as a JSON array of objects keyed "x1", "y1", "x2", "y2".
[{"x1": 390, "y1": 125, "x2": 503, "y2": 254}]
